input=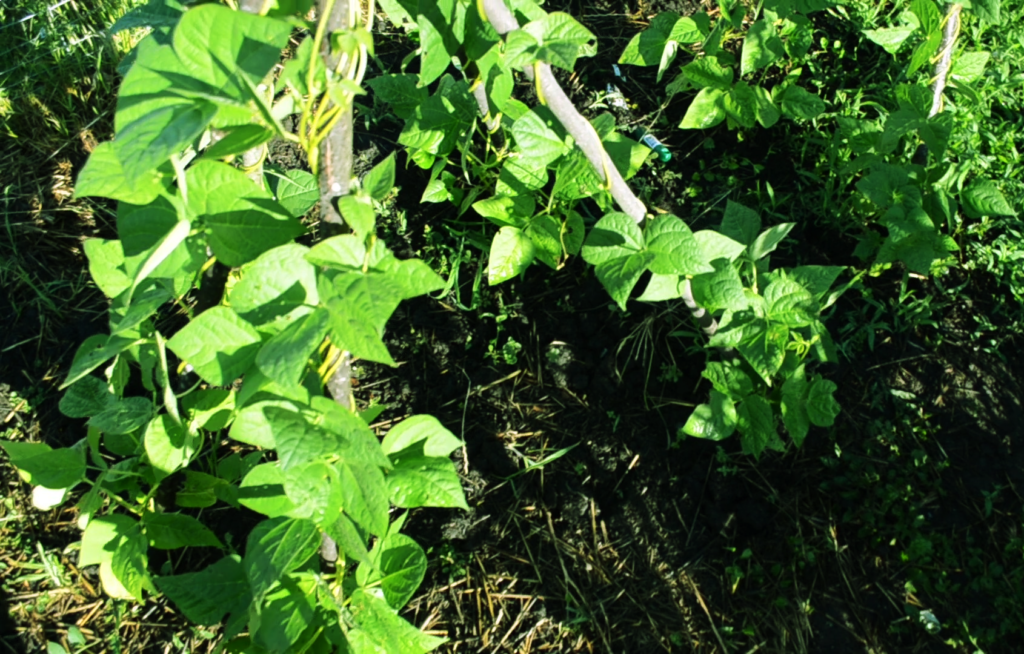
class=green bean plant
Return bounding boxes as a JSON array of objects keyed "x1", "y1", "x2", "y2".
[{"x1": 0, "y1": 1, "x2": 467, "y2": 651}]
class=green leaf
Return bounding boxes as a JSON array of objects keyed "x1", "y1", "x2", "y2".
[
  {"x1": 736, "y1": 395, "x2": 774, "y2": 458},
  {"x1": 284, "y1": 460, "x2": 343, "y2": 525},
  {"x1": 83, "y1": 239, "x2": 131, "y2": 299},
  {"x1": 110, "y1": 527, "x2": 151, "y2": 601},
  {"x1": 115, "y1": 101, "x2": 217, "y2": 185},
  {"x1": 951, "y1": 51, "x2": 990, "y2": 83},
  {"x1": 144, "y1": 414, "x2": 198, "y2": 481},
  {"x1": 724, "y1": 81, "x2": 757, "y2": 129},
  {"x1": 358, "y1": 533, "x2": 427, "y2": 609},
  {"x1": 779, "y1": 85, "x2": 825, "y2": 121},
  {"x1": 365, "y1": 74, "x2": 428, "y2": 121},
  {"x1": 89, "y1": 397, "x2": 154, "y2": 435},
  {"x1": 363, "y1": 153, "x2": 396, "y2": 202},
  {"x1": 142, "y1": 512, "x2": 222, "y2": 549},
  {"x1": 230, "y1": 397, "x2": 300, "y2": 449},
  {"x1": 338, "y1": 460, "x2": 390, "y2": 537},
  {"x1": 961, "y1": 180, "x2": 1014, "y2": 218},
  {"x1": 186, "y1": 160, "x2": 304, "y2": 267},
  {"x1": 75, "y1": 142, "x2": 167, "y2": 205},
  {"x1": 644, "y1": 215, "x2": 712, "y2": 275},
  {"x1": 203, "y1": 125, "x2": 275, "y2": 160},
  {"x1": 167, "y1": 306, "x2": 261, "y2": 386},
  {"x1": 256, "y1": 308, "x2": 330, "y2": 388},
  {"x1": 156, "y1": 555, "x2": 250, "y2": 626},
  {"x1": 308, "y1": 396, "x2": 393, "y2": 471},
  {"x1": 173, "y1": 4, "x2": 292, "y2": 99},
  {"x1": 971, "y1": 0, "x2": 1000, "y2": 26},
  {"x1": 764, "y1": 277, "x2": 816, "y2": 327},
  {"x1": 910, "y1": 0, "x2": 941, "y2": 35},
  {"x1": 720, "y1": 201, "x2": 761, "y2": 246},
  {"x1": 338, "y1": 195, "x2": 377, "y2": 238},
  {"x1": 690, "y1": 259, "x2": 748, "y2": 313},
  {"x1": 238, "y1": 463, "x2": 299, "y2": 518},
  {"x1": 253, "y1": 573, "x2": 318, "y2": 652},
  {"x1": 737, "y1": 322, "x2": 789, "y2": 383},
  {"x1": 268, "y1": 407, "x2": 343, "y2": 471},
  {"x1": 681, "y1": 390, "x2": 737, "y2": 440},
  {"x1": 750, "y1": 223, "x2": 795, "y2": 260},
  {"x1": 581, "y1": 212, "x2": 645, "y2": 265},
  {"x1": 488, "y1": 226, "x2": 535, "y2": 285},
  {"x1": 244, "y1": 517, "x2": 321, "y2": 600},
  {"x1": 908, "y1": 29, "x2": 942, "y2": 77},
  {"x1": 228, "y1": 242, "x2": 318, "y2": 331},
  {"x1": 741, "y1": 19, "x2": 785, "y2": 76},
  {"x1": 595, "y1": 252, "x2": 656, "y2": 311},
  {"x1": 807, "y1": 378, "x2": 840, "y2": 426},
  {"x1": 269, "y1": 169, "x2": 319, "y2": 219},
  {"x1": 80, "y1": 514, "x2": 138, "y2": 567},
  {"x1": 681, "y1": 57, "x2": 733, "y2": 90},
  {"x1": 60, "y1": 376, "x2": 115, "y2": 418},
  {"x1": 513, "y1": 108, "x2": 569, "y2": 167},
  {"x1": 638, "y1": 274, "x2": 688, "y2": 302},
  {"x1": 387, "y1": 456, "x2": 468, "y2": 510},
  {"x1": 524, "y1": 214, "x2": 563, "y2": 269},
  {"x1": 0, "y1": 441, "x2": 85, "y2": 490},
  {"x1": 788, "y1": 266, "x2": 843, "y2": 300},
  {"x1": 61, "y1": 335, "x2": 139, "y2": 390},
  {"x1": 781, "y1": 369, "x2": 810, "y2": 446},
  {"x1": 109, "y1": 0, "x2": 184, "y2": 33},
  {"x1": 381, "y1": 415, "x2": 463, "y2": 459},
  {"x1": 694, "y1": 230, "x2": 746, "y2": 262},
  {"x1": 349, "y1": 588, "x2": 447, "y2": 654},
  {"x1": 703, "y1": 360, "x2": 756, "y2": 398},
  {"x1": 862, "y1": 26, "x2": 917, "y2": 54},
  {"x1": 518, "y1": 12, "x2": 596, "y2": 70},
  {"x1": 321, "y1": 272, "x2": 402, "y2": 365},
  {"x1": 680, "y1": 87, "x2": 726, "y2": 129},
  {"x1": 325, "y1": 513, "x2": 372, "y2": 566}
]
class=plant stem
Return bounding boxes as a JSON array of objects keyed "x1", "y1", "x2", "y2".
[{"x1": 314, "y1": 0, "x2": 357, "y2": 570}]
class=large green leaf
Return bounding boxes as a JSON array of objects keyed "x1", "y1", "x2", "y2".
[
  {"x1": 381, "y1": 415, "x2": 463, "y2": 459},
  {"x1": 581, "y1": 212, "x2": 645, "y2": 265},
  {"x1": 238, "y1": 463, "x2": 299, "y2": 518},
  {"x1": 349, "y1": 588, "x2": 446, "y2": 654},
  {"x1": 173, "y1": 4, "x2": 292, "y2": 100},
  {"x1": 741, "y1": 19, "x2": 785, "y2": 76},
  {"x1": 807, "y1": 378, "x2": 841, "y2": 426},
  {"x1": 513, "y1": 12, "x2": 596, "y2": 71},
  {"x1": 644, "y1": 215, "x2": 712, "y2": 275},
  {"x1": 750, "y1": 223, "x2": 796, "y2": 261},
  {"x1": 144, "y1": 414, "x2": 199, "y2": 481},
  {"x1": 89, "y1": 397, "x2": 154, "y2": 435},
  {"x1": 60, "y1": 376, "x2": 115, "y2": 418},
  {"x1": 386, "y1": 456, "x2": 468, "y2": 510},
  {"x1": 681, "y1": 390, "x2": 737, "y2": 440},
  {"x1": 720, "y1": 201, "x2": 761, "y2": 246},
  {"x1": 75, "y1": 142, "x2": 168, "y2": 204},
  {"x1": 228, "y1": 242, "x2": 318, "y2": 330},
  {"x1": 253, "y1": 573, "x2": 319, "y2": 652},
  {"x1": 338, "y1": 460, "x2": 390, "y2": 537},
  {"x1": 115, "y1": 101, "x2": 217, "y2": 185},
  {"x1": 167, "y1": 306, "x2": 262, "y2": 386},
  {"x1": 594, "y1": 252, "x2": 656, "y2": 310},
  {"x1": 736, "y1": 395, "x2": 775, "y2": 458},
  {"x1": 243, "y1": 517, "x2": 321, "y2": 600},
  {"x1": 357, "y1": 533, "x2": 427, "y2": 609},
  {"x1": 680, "y1": 87, "x2": 727, "y2": 129},
  {"x1": 142, "y1": 512, "x2": 222, "y2": 549},
  {"x1": 961, "y1": 180, "x2": 1014, "y2": 218},
  {"x1": 186, "y1": 160, "x2": 304, "y2": 267},
  {"x1": 736, "y1": 322, "x2": 789, "y2": 383},
  {"x1": 781, "y1": 368, "x2": 810, "y2": 446},
  {"x1": 488, "y1": 227, "x2": 535, "y2": 285},
  {"x1": 320, "y1": 272, "x2": 402, "y2": 365},
  {"x1": 155, "y1": 555, "x2": 250, "y2": 626},
  {"x1": 256, "y1": 308, "x2": 330, "y2": 388},
  {"x1": 512, "y1": 108, "x2": 569, "y2": 167},
  {"x1": 764, "y1": 277, "x2": 816, "y2": 327},
  {"x1": 284, "y1": 460, "x2": 343, "y2": 525},
  {"x1": 267, "y1": 407, "x2": 343, "y2": 471},
  {"x1": 690, "y1": 260, "x2": 748, "y2": 313},
  {"x1": 0, "y1": 441, "x2": 85, "y2": 490}
]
